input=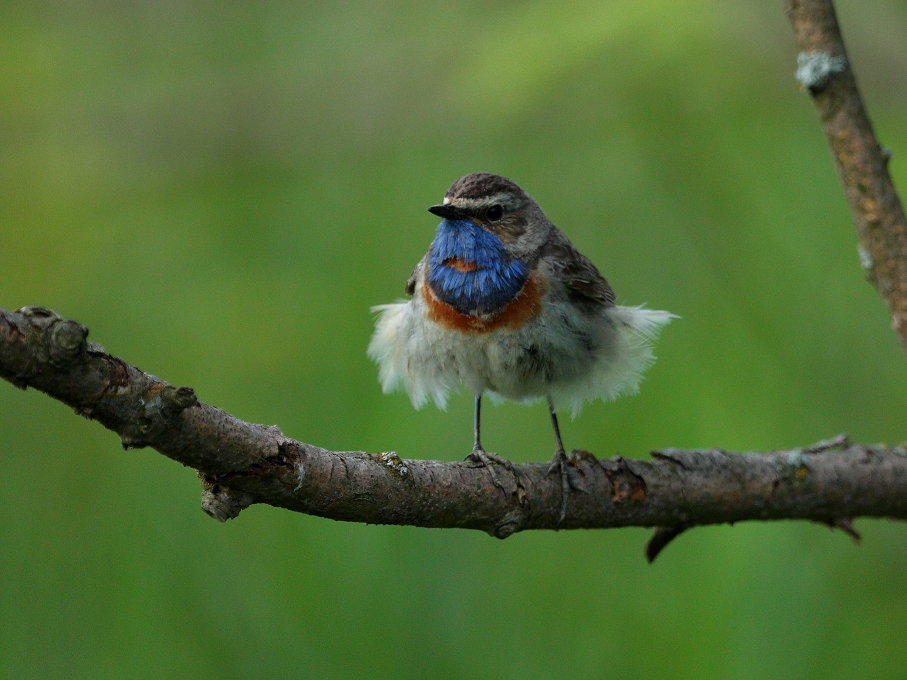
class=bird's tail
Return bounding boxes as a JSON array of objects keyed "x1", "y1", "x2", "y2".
[{"x1": 554, "y1": 305, "x2": 677, "y2": 416}]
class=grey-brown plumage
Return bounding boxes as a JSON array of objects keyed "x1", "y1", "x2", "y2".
[{"x1": 369, "y1": 172, "x2": 674, "y2": 519}]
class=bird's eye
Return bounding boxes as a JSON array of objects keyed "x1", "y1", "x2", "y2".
[{"x1": 485, "y1": 204, "x2": 504, "y2": 221}]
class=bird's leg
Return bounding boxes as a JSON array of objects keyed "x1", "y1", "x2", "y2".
[
  {"x1": 465, "y1": 394, "x2": 513, "y2": 491},
  {"x1": 472, "y1": 392, "x2": 483, "y2": 453},
  {"x1": 546, "y1": 397, "x2": 571, "y2": 523}
]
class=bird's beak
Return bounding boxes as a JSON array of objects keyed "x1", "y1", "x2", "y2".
[{"x1": 428, "y1": 203, "x2": 463, "y2": 220}]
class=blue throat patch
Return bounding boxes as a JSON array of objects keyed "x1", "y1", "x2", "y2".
[{"x1": 427, "y1": 219, "x2": 528, "y2": 316}]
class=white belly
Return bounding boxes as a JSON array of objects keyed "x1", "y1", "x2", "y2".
[{"x1": 368, "y1": 283, "x2": 674, "y2": 416}]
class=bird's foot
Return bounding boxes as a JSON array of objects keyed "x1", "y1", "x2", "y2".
[
  {"x1": 547, "y1": 448, "x2": 574, "y2": 524},
  {"x1": 466, "y1": 447, "x2": 514, "y2": 492}
]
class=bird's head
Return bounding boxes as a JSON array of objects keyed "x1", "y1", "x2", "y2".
[{"x1": 427, "y1": 173, "x2": 552, "y2": 262}]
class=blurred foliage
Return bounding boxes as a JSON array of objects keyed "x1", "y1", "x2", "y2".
[{"x1": 2, "y1": 1, "x2": 906, "y2": 678}]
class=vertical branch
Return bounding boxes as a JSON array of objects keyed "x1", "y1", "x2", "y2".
[{"x1": 785, "y1": 0, "x2": 907, "y2": 350}]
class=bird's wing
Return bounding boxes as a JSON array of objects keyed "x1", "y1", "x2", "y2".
[
  {"x1": 543, "y1": 228, "x2": 616, "y2": 309},
  {"x1": 404, "y1": 256, "x2": 427, "y2": 296}
]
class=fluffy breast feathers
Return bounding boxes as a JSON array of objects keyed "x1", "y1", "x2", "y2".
[{"x1": 367, "y1": 213, "x2": 675, "y2": 412}]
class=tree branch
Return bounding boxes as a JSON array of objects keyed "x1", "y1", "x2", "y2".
[
  {"x1": 3, "y1": 2, "x2": 907, "y2": 561},
  {"x1": 785, "y1": 0, "x2": 907, "y2": 350},
  {"x1": 3, "y1": 306, "x2": 906, "y2": 553}
]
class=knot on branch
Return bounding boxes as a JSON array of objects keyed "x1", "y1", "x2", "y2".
[
  {"x1": 492, "y1": 510, "x2": 526, "y2": 539},
  {"x1": 120, "y1": 383, "x2": 198, "y2": 449},
  {"x1": 18, "y1": 305, "x2": 88, "y2": 371},
  {"x1": 602, "y1": 456, "x2": 648, "y2": 504},
  {"x1": 201, "y1": 483, "x2": 255, "y2": 522}
]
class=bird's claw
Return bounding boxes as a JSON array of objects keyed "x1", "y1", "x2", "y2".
[
  {"x1": 547, "y1": 449, "x2": 578, "y2": 524},
  {"x1": 466, "y1": 447, "x2": 513, "y2": 492}
]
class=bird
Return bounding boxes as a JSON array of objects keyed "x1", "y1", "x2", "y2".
[{"x1": 368, "y1": 172, "x2": 674, "y2": 518}]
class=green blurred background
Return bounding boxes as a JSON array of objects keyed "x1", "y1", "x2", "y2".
[{"x1": 2, "y1": 1, "x2": 906, "y2": 678}]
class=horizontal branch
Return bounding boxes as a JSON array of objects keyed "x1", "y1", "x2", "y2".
[
  {"x1": 4, "y1": 2, "x2": 904, "y2": 561},
  {"x1": 2, "y1": 305, "x2": 906, "y2": 558}
]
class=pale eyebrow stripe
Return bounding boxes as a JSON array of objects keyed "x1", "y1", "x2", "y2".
[{"x1": 448, "y1": 195, "x2": 508, "y2": 210}]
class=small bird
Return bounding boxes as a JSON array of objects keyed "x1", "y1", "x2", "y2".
[{"x1": 368, "y1": 172, "x2": 674, "y2": 515}]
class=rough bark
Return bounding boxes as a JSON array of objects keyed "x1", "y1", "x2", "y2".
[
  {"x1": 2, "y1": 1, "x2": 906, "y2": 561},
  {"x1": 2, "y1": 306, "x2": 905, "y2": 555},
  {"x1": 785, "y1": 0, "x2": 907, "y2": 350}
]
